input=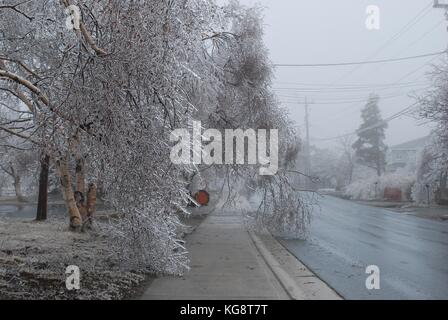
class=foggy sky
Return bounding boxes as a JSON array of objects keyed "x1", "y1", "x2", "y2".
[{"x1": 237, "y1": 0, "x2": 447, "y2": 148}]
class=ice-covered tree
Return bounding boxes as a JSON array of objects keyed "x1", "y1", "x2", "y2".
[
  {"x1": 338, "y1": 136, "x2": 356, "y2": 187},
  {"x1": 0, "y1": 0, "x2": 224, "y2": 272},
  {"x1": 0, "y1": 0, "x2": 314, "y2": 272},
  {"x1": 187, "y1": 2, "x2": 313, "y2": 237},
  {"x1": 0, "y1": 146, "x2": 36, "y2": 202},
  {"x1": 418, "y1": 60, "x2": 448, "y2": 151},
  {"x1": 307, "y1": 147, "x2": 339, "y2": 189},
  {"x1": 414, "y1": 59, "x2": 448, "y2": 204},
  {"x1": 352, "y1": 94, "x2": 388, "y2": 177},
  {"x1": 0, "y1": 108, "x2": 37, "y2": 201}
]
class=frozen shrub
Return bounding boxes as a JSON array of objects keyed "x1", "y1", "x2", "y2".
[{"x1": 345, "y1": 172, "x2": 415, "y2": 201}]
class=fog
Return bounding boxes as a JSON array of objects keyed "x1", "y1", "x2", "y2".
[{"x1": 238, "y1": 0, "x2": 447, "y2": 147}]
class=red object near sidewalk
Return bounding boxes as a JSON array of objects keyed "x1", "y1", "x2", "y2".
[
  {"x1": 384, "y1": 187, "x2": 402, "y2": 201},
  {"x1": 194, "y1": 190, "x2": 210, "y2": 206}
]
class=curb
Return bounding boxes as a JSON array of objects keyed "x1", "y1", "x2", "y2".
[
  {"x1": 248, "y1": 230, "x2": 342, "y2": 300},
  {"x1": 248, "y1": 231, "x2": 306, "y2": 300}
]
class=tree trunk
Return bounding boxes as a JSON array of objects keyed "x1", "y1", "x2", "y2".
[
  {"x1": 376, "y1": 150, "x2": 383, "y2": 177},
  {"x1": 36, "y1": 154, "x2": 50, "y2": 221},
  {"x1": 83, "y1": 183, "x2": 97, "y2": 229},
  {"x1": 348, "y1": 165, "x2": 354, "y2": 185},
  {"x1": 13, "y1": 175, "x2": 26, "y2": 202},
  {"x1": 376, "y1": 157, "x2": 382, "y2": 177},
  {"x1": 75, "y1": 157, "x2": 86, "y2": 195},
  {"x1": 71, "y1": 134, "x2": 86, "y2": 194},
  {"x1": 56, "y1": 154, "x2": 82, "y2": 230}
]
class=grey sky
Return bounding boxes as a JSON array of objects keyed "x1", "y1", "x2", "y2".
[{"x1": 237, "y1": 0, "x2": 447, "y2": 147}]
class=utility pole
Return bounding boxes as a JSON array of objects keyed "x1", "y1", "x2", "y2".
[
  {"x1": 304, "y1": 97, "x2": 311, "y2": 187},
  {"x1": 433, "y1": 1, "x2": 448, "y2": 22},
  {"x1": 434, "y1": 0, "x2": 448, "y2": 9}
]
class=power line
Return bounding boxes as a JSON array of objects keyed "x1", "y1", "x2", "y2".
[
  {"x1": 273, "y1": 80, "x2": 428, "y2": 89},
  {"x1": 273, "y1": 83, "x2": 428, "y2": 93},
  {"x1": 276, "y1": 1, "x2": 437, "y2": 106},
  {"x1": 336, "y1": 17, "x2": 446, "y2": 89},
  {"x1": 312, "y1": 102, "x2": 420, "y2": 141},
  {"x1": 363, "y1": 2, "x2": 434, "y2": 60},
  {"x1": 279, "y1": 1, "x2": 441, "y2": 132},
  {"x1": 273, "y1": 50, "x2": 446, "y2": 67},
  {"x1": 284, "y1": 54, "x2": 440, "y2": 126},
  {"x1": 277, "y1": 88, "x2": 428, "y2": 105},
  {"x1": 395, "y1": 54, "x2": 443, "y2": 83},
  {"x1": 290, "y1": 0, "x2": 435, "y2": 95},
  {"x1": 296, "y1": 57, "x2": 436, "y2": 125},
  {"x1": 326, "y1": 1, "x2": 434, "y2": 83},
  {"x1": 274, "y1": 1, "x2": 438, "y2": 69},
  {"x1": 275, "y1": 18, "x2": 443, "y2": 92},
  {"x1": 300, "y1": 52, "x2": 444, "y2": 125},
  {"x1": 393, "y1": 18, "x2": 445, "y2": 57}
]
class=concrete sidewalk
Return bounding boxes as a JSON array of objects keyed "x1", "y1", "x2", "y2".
[{"x1": 141, "y1": 214, "x2": 341, "y2": 300}]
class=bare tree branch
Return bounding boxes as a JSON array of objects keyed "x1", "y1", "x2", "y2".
[
  {"x1": 0, "y1": 0, "x2": 34, "y2": 21},
  {"x1": 0, "y1": 125, "x2": 39, "y2": 144},
  {"x1": 0, "y1": 56, "x2": 41, "y2": 79},
  {"x1": 0, "y1": 69, "x2": 49, "y2": 105}
]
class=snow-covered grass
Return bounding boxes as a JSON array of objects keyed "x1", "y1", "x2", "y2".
[
  {"x1": 0, "y1": 217, "x2": 146, "y2": 300},
  {"x1": 0, "y1": 211, "x2": 207, "y2": 300}
]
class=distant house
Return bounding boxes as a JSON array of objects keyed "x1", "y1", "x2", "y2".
[{"x1": 387, "y1": 136, "x2": 429, "y2": 172}]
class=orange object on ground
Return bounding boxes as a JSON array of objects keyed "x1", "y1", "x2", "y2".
[{"x1": 194, "y1": 190, "x2": 210, "y2": 206}]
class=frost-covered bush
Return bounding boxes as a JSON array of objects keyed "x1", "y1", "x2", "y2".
[
  {"x1": 411, "y1": 136, "x2": 448, "y2": 204},
  {"x1": 344, "y1": 179, "x2": 376, "y2": 200},
  {"x1": 345, "y1": 171, "x2": 415, "y2": 201}
]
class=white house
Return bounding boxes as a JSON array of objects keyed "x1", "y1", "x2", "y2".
[{"x1": 387, "y1": 136, "x2": 429, "y2": 172}]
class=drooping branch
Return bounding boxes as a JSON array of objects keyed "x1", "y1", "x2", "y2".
[
  {"x1": 0, "y1": 69, "x2": 97, "y2": 138},
  {"x1": 0, "y1": 87, "x2": 35, "y2": 113},
  {"x1": 14, "y1": 89, "x2": 35, "y2": 113},
  {"x1": 79, "y1": 23, "x2": 107, "y2": 56},
  {"x1": 0, "y1": 144, "x2": 31, "y2": 151},
  {"x1": 0, "y1": 125, "x2": 39, "y2": 144},
  {"x1": 0, "y1": 56, "x2": 42, "y2": 79},
  {"x1": 0, "y1": 163, "x2": 13, "y2": 176},
  {"x1": 0, "y1": 69, "x2": 49, "y2": 105},
  {"x1": 287, "y1": 170, "x2": 320, "y2": 184}
]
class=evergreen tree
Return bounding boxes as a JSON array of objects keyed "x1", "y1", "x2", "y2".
[{"x1": 352, "y1": 94, "x2": 388, "y2": 176}]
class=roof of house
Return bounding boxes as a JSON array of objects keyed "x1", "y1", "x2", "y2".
[{"x1": 391, "y1": 136, "x2": 429, "y2": 150}]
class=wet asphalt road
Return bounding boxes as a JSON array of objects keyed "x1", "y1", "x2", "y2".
[
  {"x1": 0, "y1": 203, "x2": 105, "y2": 219},
  {"x1": 278, "y1": 196, "x2": 448, "y2": 300},
  {"x1": 0, "y1": 203, "x2": 72, "y2": 219}
]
